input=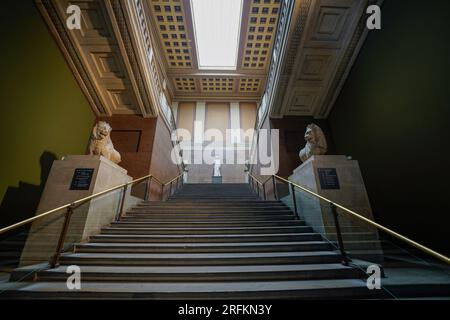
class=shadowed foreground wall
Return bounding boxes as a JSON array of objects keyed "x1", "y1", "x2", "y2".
[
  {"x1": 0, "y1": 1, "x2": 94, "y2": 227},
  {"x1": 328, "y1": 0, "x2": 450, "y2": 254}
]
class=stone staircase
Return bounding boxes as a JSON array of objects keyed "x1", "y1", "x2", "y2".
[{"x1": 2, "y1": 183, "x2": 384, "y2": 299}]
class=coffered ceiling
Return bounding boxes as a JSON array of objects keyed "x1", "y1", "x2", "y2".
[
  {"x1": 144, "y1": 0, "x2": 281, "y2": 101},
  {"x1": 36, "y1": 0, "x2": 380, "y2": 120}
]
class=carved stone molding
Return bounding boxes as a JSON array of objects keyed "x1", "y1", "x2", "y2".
[
  {"x1": 269, "y1": 0, "x2": 383, "y2": 119},
  {"x1": 36, "y1": 0, "x2": 159, "y2": 117}
]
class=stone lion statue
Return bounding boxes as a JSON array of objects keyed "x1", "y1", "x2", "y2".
[
  {"x1": 89, "y1": 121, "x2": 121, "y2": 164},
  {"x1": 299, "y1": 124, "x2": 328, "y2": 162}
]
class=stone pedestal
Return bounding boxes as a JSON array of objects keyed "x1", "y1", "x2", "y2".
[
  {"x1": 288, "y1": 155, "x2": 383, "y2": 261},
  {"x1": 20, "y1": 156, "x2": 134, "y2": 266},
  {"x1": 212, "y1": 176, "x2": 223, "y2": 184}
]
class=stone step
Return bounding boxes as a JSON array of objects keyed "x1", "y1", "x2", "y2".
[
  {"x1": 131, "y1": 207, "x2": 288, "y2": 212},
  {"x1": 136, "y1": 203, "x2": 286, "y2": 208},
  {"x1": 100, "y1": 226, "x2": 313, "y2": 235},
  {"x1": 170, "y1": 191, "x2": 254, "y2": 194},
  {"x1": 172, "y1": 192, "x2": 254, "y2": 195},
  {"x1": 111, "y1": 220, "x2": 306, "y2": 228},
  {"x1": 127, "y1": 210, "x2": 293, "y2": 216},
  {"x1": 123, "y1": 214, "x2": 296, "y2": 220},
  {"x1": 142, "y1": 200, "x2": 282, "y2": 205},
  {"x1": 0, "y1": 252, "x2": 21, "y2": 259},
  {"x1": 174, "y1": 184, "x2": 250, "y2": 188},
  {"x1": 119, "y1": 217, "x2": 299, "y2": 223},
  {"x1": 176, "y1": 191, "x2": 254, "y2": 193},
  {"x1": 37, "y1": 264, "x2": 360, "y2": 282},
  {"x1": 1, "y1": 279, "x2": 380, "y2": 299},
  {"x1": 0, "y1": 242, "x2": 26, "y2": 250},
  {"x1": 3, "y1": 188, "x2": 386, "y2": 300},
  {"x1": 167, "y1": 198, "x2": 260, "y2": 201},
  {"x1": 172, "y1": 190, "x2": 253, "y2": 193},
  {"x1": 169, "y1": 195, "x2": 256, "y2": 198},
  {"x1": 130, "y1": 207, "x2": 292, "y2": 212},
  {"x1": 90, "y1": 233, "x2": 323, "y2": 243},
  {"x1": 74, "y1": 241, "x2": 333, "y2": 253},
  {"x1": 59, "y1": 251, "x2": 342, "y2": 266}
]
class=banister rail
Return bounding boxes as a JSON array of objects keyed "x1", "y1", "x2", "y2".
[
  {"x1": 165, "y1": 174, "x2": 184, "y2": 185},
  {"x1": 0, "y1": 172, "x2": 184, "y2": 236},
  {"x1": 247, "y1": 173, "x2": 263, "y2": 185},
  {"x1": 149, "y1": 175, "x2": 164, "y2": 186},
  {"x1": 273, "y1": 175, "x2": 450, "y2": 264},
  {"x1": 247, "y1": 172, "x2": 450, "y2": 265},
  {"x1": 0, "y1": 171, "x2": 185, "y2": 267}
]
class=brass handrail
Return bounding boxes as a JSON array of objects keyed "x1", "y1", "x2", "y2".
[
  {"x1": 149, "y1": 175, "x2": 164, "y2": 186},
  {"x1": 0, "y1": 172, "x2": 184, "y2": 236},
  {"x1": 247, "y1": 173, "x2": 274, "y2": 201},
  {"x1": 247, "y1": 173, "x2": 263, "y2": 185},
  {"x1": 165, "y1": 173, "x2": 184, "y2": 185},
  {"x1": 248, "y1": 173, "x2": 272, "y2": 186},
  {"x1": 273, "y1": 174, "x2": 450, "y2": 265}
]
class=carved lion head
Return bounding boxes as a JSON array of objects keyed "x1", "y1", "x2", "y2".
[
  {"x1": 93, "y1": 121, "x2": 112, "y2": 140},
  {"x1": 305, "y1": 124, "x2": 327, "y2": 150}
]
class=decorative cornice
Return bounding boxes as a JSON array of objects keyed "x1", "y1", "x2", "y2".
[
  {"x1": 270, "y1": 0, "x2": 313, "y2": 118},
  {"x1": 318, "y1": 0, "x2": 384, "y2": 118},
  {"x1": 109, "y1": 0, "x2": 156, "y2": 117},
  {"x1": 267, "y1": 0, "x2": 376, "y2": 119},
  {"x1": 38, "y1": 0, "x2": 109, "y2": 116}
]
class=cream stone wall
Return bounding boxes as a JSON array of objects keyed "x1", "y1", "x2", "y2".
[
  {"x1": 288, "y1": 155, "x2": 383, "y2": 261},
  {"x1": 20, "y1": 156, "x2": 133, "y2": 266},
  {"x1": 175, "y1": 102, "x2": 256, "y2": 183}
]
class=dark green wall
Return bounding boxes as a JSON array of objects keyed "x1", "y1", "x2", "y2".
[
  {"x1": 0, "y1": 1, "x2": 94, "y2": 227},
  {"x1": 329, "y1": 0, "x2": 450, "y2": 254}
]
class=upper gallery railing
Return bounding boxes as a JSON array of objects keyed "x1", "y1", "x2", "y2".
[
  {"x1": 255, "y1": 0, "x2": 295, "y2": 129},
  {"x1": 131, "y1": 0, "x2": 177, "y2": 132},
  {"x1": 249, "y1": 0, "x2": 294, "y2": 173}
]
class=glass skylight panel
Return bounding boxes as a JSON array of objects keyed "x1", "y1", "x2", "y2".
[{"x1": 191, "y1": 0, "x2": 243, "y2": 70}]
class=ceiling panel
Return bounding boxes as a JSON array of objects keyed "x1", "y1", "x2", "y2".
[
  {"x1": 145, "y1": 0, "x2": 281, "y2": 100},
  {"x1": 149, "y1": 0, "x2": 195, "y2": 69},
  {"x1": 242, "y1": 0, "x2": 281, "y2": 70}
]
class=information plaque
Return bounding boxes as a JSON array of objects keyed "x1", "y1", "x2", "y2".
[
  {"x1": 317, "y1": 168, "x2": 340, "y2": 190},
  {"x1": 70, "y1": 168, "x2": 95, "y2": 191}
]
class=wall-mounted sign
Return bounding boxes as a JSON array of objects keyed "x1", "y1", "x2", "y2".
[
  {"x1": 317, "y1": 168, "x2": 340, "y2": 190},
  {"x1": 70, "y1": 168, "x2": 95, "y2": 190}
]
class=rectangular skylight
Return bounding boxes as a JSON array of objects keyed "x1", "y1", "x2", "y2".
[{"x1": 191, "y1": 0, "x2": 243, "y2": 70}]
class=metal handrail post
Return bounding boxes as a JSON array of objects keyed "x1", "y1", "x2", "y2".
[
  {"x1": 330, "y1": 203, "x2": 350, "y2": 266},
  {"x1": 144, "y1": 176, "x2": 152, "y2": 201},
  {"x1": 262, "y1": 182, "x2": 266, "y2": 200},
  {"x1": 50, "y1": 204, "x2": 75, "y2": 268},
  {"x1": 272, "y1": 175, "x2": 278, "y2": 200},
  {"x1": 290, "y1": 183, "x2": 299, "y2": 218},
  {"x1": 116, "y1": 184, "x2": 128, "y2": 222}
]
